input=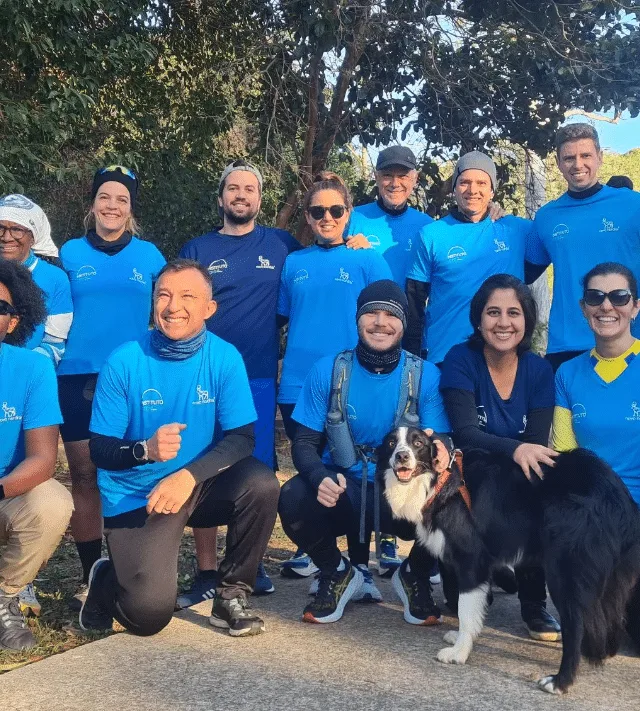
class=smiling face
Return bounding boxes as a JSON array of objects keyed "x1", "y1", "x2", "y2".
[
  {"x1": 375, "y1": 167, "x2": 418, "y2": 210},
  {"x1": 92, "y1": 181, "x2": 132, "y2": 239},
  {"x1": 305, "y1": 188, "x2": 350, "y2": 245},
  {"x1": 357, "y1": 309, "x2": 404, "y2": 352},
  {"x1": 382, "y1": 427, "x2": 436, "y2": 483},
  {"x1": 454, "y1": 169, "x2": 494, "y2": 221},
  {"x1": 479, "y1": 288, "x2": 526, "y2": 356},
  {"x1": 556, "y1": 138, "x2": 603, "y2": 192},
  {"x1": 581, "y1": 272, "x2": 640, "y2": 344},
  {"x1": 153, "y1": 268, "x2": 217, "y2": 341},
  {"x1": 0, "y1": 220, "x2": 34, "y2": 263},
  {"x1": 0, "y1": 282, "x2": 19, "y2": 344},
  {"x1": 218, "y1": 170, "x2": 261, "y2": 226}
]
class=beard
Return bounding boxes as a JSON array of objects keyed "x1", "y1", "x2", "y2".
[{"x1": 223, "y1": 203, "x2": 259, "y2": 225}]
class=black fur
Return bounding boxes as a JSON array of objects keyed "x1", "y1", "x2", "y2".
[{"x1": 378, "y1": 429, "x2": 640, "y2": 694}]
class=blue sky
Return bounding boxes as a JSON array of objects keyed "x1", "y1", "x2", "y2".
[{"x1": 566, "y1": 111, "x2": 640, "y2": 154}]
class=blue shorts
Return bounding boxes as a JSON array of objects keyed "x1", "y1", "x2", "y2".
[{"x1": 249, "y1": 378, "x2": 276, "y2": 470}]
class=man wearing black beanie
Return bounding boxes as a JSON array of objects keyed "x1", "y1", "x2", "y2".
[{"x1": 278, "y1": 280, "x2": 452, "y2": 625}]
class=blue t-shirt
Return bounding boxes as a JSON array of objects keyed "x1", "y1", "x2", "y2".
[
  {"x1": 407, "y1": 214, "x2": 534, "y2": 364},
  {"x1": 528, "y1": 185, "x2": 640, "y2": 353},
  {"x1": 58, "y1": 237, "x2": 166, "y2": 375},
  {"x1": 346, "y1": 202, "x2": 434, "y2": 285},
  {"x1": 0, "y1": 344, "x2": 62, "y2": 479},
  {"x1": 179, "y1": 225, "x2": 300, "y2": 379},
  {"x1": 440, "y1": 343, "x2": 554, "y2": 440},
  {"x1": 293, "y1": 351, "x2": 450, "y2": 481},
  {"x1": 556, "y1": 350, "x2": 640, "y2": 505},
  {"x1": 90, "y1": 331, "x2": 257, "y2": 517},
  {"x1": 277, "y1": 244, "x2": 392, "y2": 403},
  {"x1": 24, "y1": 256, "x2": 74, "y2": 356}
]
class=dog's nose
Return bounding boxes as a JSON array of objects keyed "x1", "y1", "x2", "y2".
[{"x1": 395, "y1": 450, "x2": 410, "y2": 464}]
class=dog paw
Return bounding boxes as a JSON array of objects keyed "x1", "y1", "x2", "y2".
[
  {"x1": 443, "y1": 631, "x2": 458, "y2": 645},
  {"x1": 537, "y1": 675, "x2": 564, "y2": 695},
  {"x1": 437, "y1": 646, "x2": 468, "y2": 664}
]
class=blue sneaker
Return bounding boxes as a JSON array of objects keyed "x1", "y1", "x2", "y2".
[
  {"x1": 351, "y1": 564, "x2": 383, "y2": 603},
  {"x1": 175, "y1": 569, "x2": 218, "y2": 610},
  {"x1": 253, "y1": 561, "x2": 275, "y2": 595},
  {"x1": 377, "y1": 536, "x2": 402, "y2": 578},
  {"x1": 280, "y1": 548, "x2": 319, "y2": 579}
]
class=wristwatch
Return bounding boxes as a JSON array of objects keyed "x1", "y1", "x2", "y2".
[{"x1": 132, "y1": 440, "x2": 149, "y2": 463}]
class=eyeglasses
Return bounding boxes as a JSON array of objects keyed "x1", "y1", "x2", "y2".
[
  {"x1": 583, "y1": 289, "x2": 633, "y2": 307},
  {"x1": 0, "y1": 299, "x2": 17, "y2": 316},
  {"x1": 307, "y1": 205, "x2": 347, "y2": 220},
  {"x1": 0, "y1": 225, "x2": 31, "y2": 240},
  {"x1": 98, "y1": 165, "x2": 137, "y2": 182}
]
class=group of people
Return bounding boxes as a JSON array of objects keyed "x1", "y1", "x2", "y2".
[{"x1": 1, "y1": 121, "x2": 639, "y2": 653}]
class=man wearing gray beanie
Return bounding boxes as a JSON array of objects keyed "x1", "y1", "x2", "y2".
[{"x1": 405, "y1": 150, "x2": 538, "y2": 364}]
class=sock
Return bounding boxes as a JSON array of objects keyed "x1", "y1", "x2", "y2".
[
  {"x1": 76, "y1": 539, "x2": 103, "y2": 584},
  {"x1": 198, "y1": 568, "x2": 218, "y2": 579}
]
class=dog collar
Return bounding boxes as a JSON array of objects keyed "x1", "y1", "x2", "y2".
[{"x1": 423, "y1": 449, "x2": 471, "y2": 512}]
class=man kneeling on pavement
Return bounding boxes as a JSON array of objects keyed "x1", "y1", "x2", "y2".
[
  {"x1": 278, "y1": 280, "x2": 451, "y2": 624},
  {"x1": 81, "y1": 259, "x2": 279, "y2": 638}
]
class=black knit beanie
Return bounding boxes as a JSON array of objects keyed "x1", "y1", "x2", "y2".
[
  {"x1": 91, "y1": 166, "x2": 138, "y2": 210},
  {"x1": 356, "y1": 279, "x2": 408, "y2": 329}
]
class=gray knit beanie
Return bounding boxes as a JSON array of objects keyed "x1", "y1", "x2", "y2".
[
  {"x1": 452, "y1": 151, "x2": 497, "y2": 190},
  {"x1": 218, "y1": 160, "x2": 263, "y2": 195}
]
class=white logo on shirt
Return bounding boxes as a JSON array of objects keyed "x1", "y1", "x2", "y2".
[
  {"x1": 256, "y1": 255, "x2": 275, "y2": 270},
  {"x1": 335, "y1": 267, "x2": 353, "y2": 284},
  {"x1": 76, "y1": 265, "x2": 97, "y2": 279},
  {"x1": 193, "y1": 384, "x2": 215, "y2": 406},
  {"x1": 405, "y1": 238, "x2": 413, "y2": 252},
  {"x1": 208, "y1": 259, "x2": 228, "y2": 273},
  {"x1": 519, "y1": 414, "x2": 527, "y2": 434},
  {"x1": 346, "y1": 404, "x2": 357, "y2": 421},
  {"x1": 599, "y1": 218, "x2": 619, "y2": 233},
  {"x1": 366, "y1": 234, "x2": 381, "y2": 247},
  {"x1": 447, "y1": 245, "x2": 467, "y2": 261},
  {"x1": 129, "y1": 268, "x2": 146, "y2": 284},
  {"x1": 494, "y1": 238, "x2": 509, "y2": 253},
  {"x1": 626, "y1": 401, "x2": 640, "y2": 421},
  {"x1": 477, "y1": 405, "x2": 487, "y2": 428},
  {"x1": 552, "y1": 223, "x2": 569, "y2": 240},
  {"x1": 571, "y1": 403, "x2": 587, "y2": 420},
  {"x1": 0, "y1": 401, "x2": 21, "y2": 423},
  {"x1": 141, "y1": 389, "x2": 164, "y2": 410},
  {"x1": 293, "y1": 269, "x2": 309, "y2": 283}
]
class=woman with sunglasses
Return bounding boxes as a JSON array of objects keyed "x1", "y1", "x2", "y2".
[
  {"x1": 0, "y1": 260, "x2": 73, "y2": 650},
  {"x1": 554, "y1": 262, "x2": 640, "y2": 505},
  {"x1": 57, "y1": 166, "x2": 166, "y2": 608},
  {"x1": 0, "y1": 195, "x2": 73, "y2": 365}
]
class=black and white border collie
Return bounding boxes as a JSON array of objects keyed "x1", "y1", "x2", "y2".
[{"x1": 379, "y1": 426, "x2": 640, "y2": 695}]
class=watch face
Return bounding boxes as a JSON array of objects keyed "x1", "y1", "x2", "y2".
[{"x1": 133, "y1": 442, "x2": 145, "y2": 460}]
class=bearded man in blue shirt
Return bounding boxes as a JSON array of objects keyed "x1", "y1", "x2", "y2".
[{"x1": 80, "y1": 259, "x2": 279, "y2": 638}]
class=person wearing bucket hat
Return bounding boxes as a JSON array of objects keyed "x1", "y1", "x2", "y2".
[
  {"x1": 278, "y1": 279, "x2": 450, "y2": 624},
  {"x1": 57, "y1": 166, "x2": 166, "y2": 611},
  {"x1": 405, "y1": 150, "x2": 539, "y2": 366},
  {"x1": 0, "y1": 195, "x2": 73, "y2": 365}
]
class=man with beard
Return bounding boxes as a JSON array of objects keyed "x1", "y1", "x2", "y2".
[{"x1": 178, "y1": 160, "x2": 300, "y2": 602}]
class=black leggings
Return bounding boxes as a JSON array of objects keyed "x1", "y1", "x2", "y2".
[
  {"x1": 97, "y1": 457, "x2": 279, "y2": 636},
  {"x1": 278, "y1": 474, "x2": 435, "y2": 575}
]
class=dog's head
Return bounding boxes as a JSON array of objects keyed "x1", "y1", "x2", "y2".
[{"x1": 378, "y1": 426, "x2": 439, "y2": 483}]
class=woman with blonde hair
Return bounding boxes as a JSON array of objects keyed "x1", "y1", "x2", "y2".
[{"x1": 57, "y1": 166, "x2": 165, "y2": 608}]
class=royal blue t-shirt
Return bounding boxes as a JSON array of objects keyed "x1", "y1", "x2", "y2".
[
  {"x1": 277, "y1": 244, "x2": 392, "y2": 403},
  {"x1": 58, "y1": 237, "x2": 166, "y2": 375},
  {"x1": 346, "y1": 202, "x2": 434, "y2": 285},
  {"x1": 556, "y1": 350, "x2": 640, "y2": 504},
  {"x1": 90, "y1": 331, "x2": 257, "y2": 517},
  {"x1": 179, "y1": 225, "x2": 300, "y2": 379},
  {"x1": 528, "y1": 185, "x2": 640, "y2": 353},
  {"x1": 407, "y1": 214, "x2": 534, "y2": 364},
  {"x1": 440, "y1": 343, "x2": 554, "y2": 440},
  {"x1": 24, "y1": 256, "x2": 73, "y2": 355},
  {"x1": 0, "y1": 344, "x2": 62, "y2": 479},
  {"x1": 293, "y1": 351, "x2": 450, "y2": 481}
]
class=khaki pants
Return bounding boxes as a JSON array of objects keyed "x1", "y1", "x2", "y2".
[{"x1": 0, "y1": 479, "x2": 73, "y2": 595}]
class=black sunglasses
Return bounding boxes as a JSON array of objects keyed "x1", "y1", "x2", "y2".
[
  {"x1": 0, "y1": 299, "x2": 17, "y2": 316},
  {"x1": 583, "y1": 289, "x2": 633, "y2": 307},
  {"x1": 308, "y1": 204, "x2": 346, "y2": 220}
]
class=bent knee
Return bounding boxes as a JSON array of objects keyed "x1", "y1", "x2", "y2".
[
  {"x1": 21, "y1": 479, "x2": 74, "y2": 532},
  {"x1": 243, "y1": 459, "x2": 280, "y2": 502},
  {"x1": 119, "y1": 595, "x2": 175, "y2": 637}
]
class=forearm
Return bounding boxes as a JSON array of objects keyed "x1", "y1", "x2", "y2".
[
  {"x1": 90, "y1": 433, "x2": 143, "y2": 470},
  {"x1": 186, "y1": 424, "x2": 255, "y2": 483},
  {"x1": 292, "y1": 425, "x2": 332, "y2": 489},
  {"x1": 404, "y1": 279, "x2": 430, "y2": 356},
  {"x1": 1, "y1": 455, "x2": 56, "y2": 497},
  {"x1": 521, "y1": 407, "x2": 553, "y2": 446}
]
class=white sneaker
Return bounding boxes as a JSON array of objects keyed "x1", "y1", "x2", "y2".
[{"x1": 351, "y1": 564, "x2": 383, "y2": 603}]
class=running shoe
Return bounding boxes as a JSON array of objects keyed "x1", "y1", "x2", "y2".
[
  {"x1": 175, "y1": 569, "x2": 218, "y2": 610},
  {"x1": 392, "y1": 559, "x2": 442, "y2": 625},
  {"x1": 79, "y1": 558, "x2": 113, "y2": 632},
  {"x1": 253, "y1": 561, "x2": 275, "y2": 595},
  {"x1": 521, "y1": 602, "x2": 562, "y2": 642},
  {"x1": 351, "y1": 564, "x2": 383, "y2": 603},
  {"x1": 280, "y1": 548, "x2": 319, "y2": 578},
  {"x1": 302, "y1": 558, "x2": 363, "y2": 623},
  {"x1": 18, "y1": 582, "x2": 42, "y2": 617},
  {"x1": 0, "y1": 594, "x2": 35, "y2": 651},
  {"x1": 377, "y1": 535, "x2": 403, "y2": 578},
  {"x1": 210, "y1": 595, "x2": 265, "y2": 637},
  {"x1": 68, "y1": 583, "x2": 88, "y2": 612}
]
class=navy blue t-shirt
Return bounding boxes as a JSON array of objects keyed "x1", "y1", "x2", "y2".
[
  {"x1": 440, "y1": 343, "x2": 554, "y2": 440},
  {"x1": 179, "y1": 225, "x2": 300, "y2": 379}
]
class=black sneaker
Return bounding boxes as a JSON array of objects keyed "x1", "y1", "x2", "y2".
[
  {"x1": 521, "y1": 602, "x2": 562, "y2": 641},
  {"x1": 0, "y1": 594, "x2": 36, "y2": 651},
  {"x1": 68, "y1": 583, "x2": 88, "y2": 612},
  {"x1": 392, "y1": 558, "x2": 442, "y2": 625},
  {"x1": 209, "y1": 595, "x2": 265, "y2": 637},
  {"x1": 79, "y1": 558, "x2": 113, "y2": 632},
  {"x1": 302, "y1": 557, "x2": 363, "y2": 623}
]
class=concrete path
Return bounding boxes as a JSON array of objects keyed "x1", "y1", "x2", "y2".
[{"x1": 1, "y1": 576, "x2": 639, "y2": 711}]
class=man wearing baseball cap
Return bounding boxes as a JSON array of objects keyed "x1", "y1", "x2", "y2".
[
  {"x1": 179, "y1": 160, "x2": 301, "y2": 603},
  {"x1": 405, "y1": 151, "x2": 537, "y2": 365}
]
